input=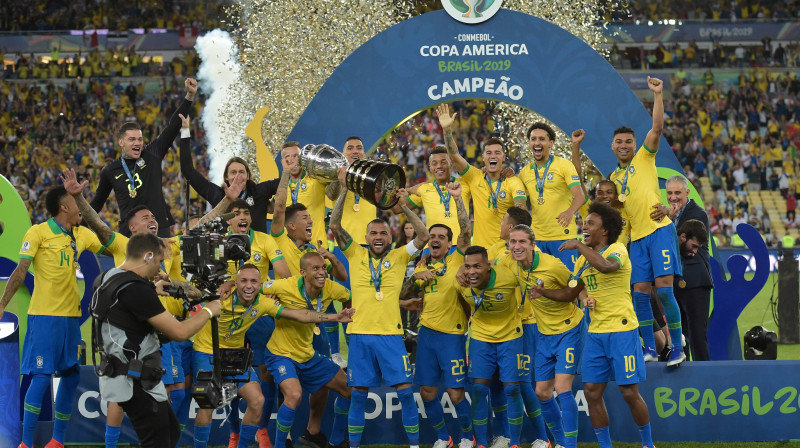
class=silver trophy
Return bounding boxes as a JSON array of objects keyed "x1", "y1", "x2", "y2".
[{"x1": 298, "y1": 143, "x2": 406, "y2": 209}]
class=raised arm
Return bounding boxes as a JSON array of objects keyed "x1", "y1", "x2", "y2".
[
  {"x1": 571, "y1": 129, "x2": 589, "y2": 201},
  {"x1": 192, "y1": 173, "x2": 246, "y2": 229},
  {"x1": 448, "y1": 181, "x2": 472, "y2": 252},
  {"x1": 61, "y1": 168, "x2": 113, "y2": 245},
  {"x1": 325, "y1": 180, "x2": 343, "y2": 201},
  {"x1": 0, "y1": 258, "x2": 32, "y2": 319},
  {"x1": 436, "y1": 104, "x2": 468, "y2": 173},
  {"x1": 270, "y1": 158, "x2": 293, "y2": 236},
  {"x1": 397, "y1": 188, "x2": 430, "y2": 250},
  {"x1": 643, "y1": 76, "x2": 664, "y2": 152},
  {"x1": 329, "y1": 168, "x2": 353, "y2": 249},
  {"x1": 147, "y1": 78, "x2": 197, "y2": 160},
  {"x1": 316, "y1": 240, "x2": 348, "y2": 282},
  {"x1": 178, "y1": 114, "x2": 224, "y2": 206}
]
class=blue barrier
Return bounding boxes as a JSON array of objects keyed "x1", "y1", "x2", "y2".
[{"x1": 28, "y1": 361, "x2": 799, "y2": 445}]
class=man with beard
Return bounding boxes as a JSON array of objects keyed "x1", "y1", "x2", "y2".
[
  {"x1": 519, "y1": 126, "x2": 585, "y2": 270},
  {"x1": 399, "y1": 181, "x2": 473, "y2": 448},
  {"x1": 437, "y1": 103, "x2": 527, "y2": 248},
  {"x1": 330, "y1": 166, "x2": 429, "y2": 448},
  {"x1": 533, "y1": 202, "x2": 654, "y2": 448},
  {"x1": 91, "y1": 78, "x2": 197, "y2": 237},
  {"x1": 675, "y1": 216, "x2": 712, "y2": 361},
  {"x1": 607, "y1": 76, "x2": 685, "y2": 366},
  {"x1": 192, "y1": 265, "x2": 354, "y2": 448}
]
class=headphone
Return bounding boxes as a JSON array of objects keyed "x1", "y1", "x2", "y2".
[{"x1": 144, "y1": 252, "x2": 154, "y2": 263}]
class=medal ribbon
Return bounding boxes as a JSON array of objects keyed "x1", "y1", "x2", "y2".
[
  {"x1": 120, "y1": 158, "x2": 138, "y2": 193},
  {"x1": 532, "y1": 155, "x2": 554, "y2": 204},
  {"x1": 433, "y1": 180, "x2": 451, "y2": 214},
  {"x1": 571, "y1": 245, "x2": 610, "y2": 283},
  {"x1": 300, "y1": 278, "x2": 324, "y2": 313},
  {"x1": 484, "y1": 174, "x2": 503, "y2": 209},
  {"x1": 226, "y1": 292, "x2": 257, "y2": 339},
  {"x1": 426, "y1": 259, "x2": 448, "y2": 277},
  {"x1": 469, "y1": 287, "x2": 486, "y2": 317},
  {"x1": 516, "y1": 259, "x2": 537, "y2": 308},
  {"x1": 354, "y1": 194, "x2": 361, "y2": 206},
  {"x1": 368, "y1": 255, "x2": 385, "y2": 293},
  {"x1": 53, "y1": 218, "x2": 78, "y2": 263},
  {"x1": 290, "y1": 172, "x2": 304, "y2": 204}
]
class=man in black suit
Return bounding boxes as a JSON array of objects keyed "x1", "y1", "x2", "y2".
[{"x1": 666, "y1": 175, "x2": 713, "y2": 361}]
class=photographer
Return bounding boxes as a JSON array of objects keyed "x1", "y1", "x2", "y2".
[{"x1": 96, "y1": 232, "x2": 222, "y2": 448}]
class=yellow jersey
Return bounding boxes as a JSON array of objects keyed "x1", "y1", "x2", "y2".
[
  {"x1": 262, "y1": 276, "x2": 350, "y2": 362},
  {"x1": 573, "y1": 242, "x2": 637, "y2": 334},
  {"x1": 458, "y1": 165, "x2": 527, "y2": 248},
  {"x1": 341, "y1": 191, "x2": 378, "y2": 247},
  {"x1": 19, "y1": 218, "x2": 104, "y2": 317},
  {"x1": 456, "y1": 265, "x2": 522, "y2": 343},
  {"x1": 343, "y1": 240, "x2": 417, "y2": 335},
  {"x1": 193, "y1": 291, "x2": 282, "y2": 353},
  {"x1": 608, "y1": 145, "x2": 671, "y2": 241},
  {"x1": 487, "y1": 240, "x2": 509, "y2": 261},
  {"x1": 413, "y1": 250, "x2": 468, "y2": 335},
  {"x1": 270, "y1": 229, "x2": 329, "y2": 277},
  {"x1": 408, "y1": 180, "x2": 471, "y2": 244},
  {"x1": 226, "y1": 229, "x2": 285, "y2": 278},
  {"x1": 519, "y1": 156, "x2": 581, "y2": 240},
  {"x1": 496, "y1": 251, "x2": 582, "y2": 335},
  {"x1": 104, "y1": 232, "x2": 182, "y2": 275},
  {"x1": 285, "y1": 171, "x2": 328, "y2": 246}
]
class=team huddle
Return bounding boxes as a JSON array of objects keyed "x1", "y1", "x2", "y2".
[{"x1": 1, "y1": 76, "x2": 702, "y2": 448}]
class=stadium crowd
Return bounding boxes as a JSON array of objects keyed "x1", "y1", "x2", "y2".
[{"x1": 604, "y1": 0, "x2": 800, "y2": 23}]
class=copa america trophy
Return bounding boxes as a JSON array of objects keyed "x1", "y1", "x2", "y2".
[{"x1": 298, "y1": 144, "x2": 406, "y2": 209}]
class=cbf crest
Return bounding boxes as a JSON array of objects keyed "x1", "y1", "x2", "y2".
[
  {"x1": 382, "y1": 260, "x2": 391, "y2": 269},
  {"x1": 495, "y1": 293, "x2": 504, "y2": 300}
]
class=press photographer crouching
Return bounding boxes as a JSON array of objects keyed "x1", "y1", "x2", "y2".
[{"x1": 93, "y1": 232, "x2": 222, "y2": 448}]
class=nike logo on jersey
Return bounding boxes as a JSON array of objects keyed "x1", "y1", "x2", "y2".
[
  {"x1": 663, "y1": 266, "x2": 670, "y2": 270},
  {"x1": 626, "y1": 373, "x2": 635, "y2": 378},
  {"x1": 456, "y1": 377, "x2": 465, "y2": 383},
  {"x1": 565, "y1": 365, "x2": 575, "y2": 369},
  {"x1": 115, "y1": 173, "x2": 125, "y2": 179}
]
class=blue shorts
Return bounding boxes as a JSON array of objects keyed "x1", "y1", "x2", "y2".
[
  {"x1": 21, "y1": 315, "x2": 81, "y2": 375},
  {"x1": 267, "y1": 352, "x2": 341, "y2": 394},
  {"x1": 536, "y1": 240, "x2": 578, "y2": 271},
  {"x1": 534, "y1": 321, "x2": 586, "y2": 381},
  {"x1": 176, "y1": 340, "x2": 194, "y2": 380},
  {"x1": 246, "y1": 315, "x2": 275, "y2": 366},
  {"x1": 630, "y1": 224, "x2": 683, "y2": 284},
  {"x1": 312, "y1": 325, "x2": 331, "y2": 357},
  {"x1": 347, "y1": 334, "x2": 412, "y2": 387},
  {"x1": 519, "y1": 323, "x2": 538, "y2": 380},
  {"x1": 468, "y1": 337, "x2": 523, "y2": 383},
  {"x1": 414, "y1": 326, "x2": 467, "y2": 388},
  {"x1": 161, "y1": 342, "x2": 177, "y2": 385},
  {"x1": 581, "y1": 330, "x2": 645, "y2": 385},
  {"x1": 192, "y1": 350, "x2": 257, "y2": 383}
]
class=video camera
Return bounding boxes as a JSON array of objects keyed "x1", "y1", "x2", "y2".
[{"x1": 179, "y1": 213, "x2": 254, "y2": 409}]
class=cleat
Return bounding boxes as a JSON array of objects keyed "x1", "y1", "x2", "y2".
[
  {"x1": 286, "y1": 437, "x2": 294, "y2": 448},
  {"x1": 509, "y1": 445, "x2": 521, "y2": 448},
  {"x1": 229, "y1": 433, "x2": 240, "y2": 448},
  {"x1": 642, "y1": 346, "x2": 658, "y2": 362},
  {"x1": 298, "y1": 429, "x2": 328, "y2": 448},
  {"x1": 667, "y1": 348, "x2": 686, "y2": 367},
  {"x1": 433, "y1": 437, "x2": 454, "y2": 448},
  {"x1": 331, "y1": 353, "x2": 348, "y2": 369},
  {"x1": 45, "y1": 441, "x2": 64, "y2": 448},
  {"x1": 489, "y1": 436, "x2": 510, "y2": 448},
  {"x1": 257, "y1": 428, "x2": 274, "y2": 448},
  {"x1": 329, "y1": 441, "x2": 350, "y2": 448},
  {"x1": 530, "y1": 440, "x2": 550, "y2": 448},
  {"x1": 459, "y1": 438, "x2": 476, "y2": 448}
]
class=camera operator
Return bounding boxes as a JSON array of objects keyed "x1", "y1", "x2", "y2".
[
  {"x1": 96, "y1": 232, "x2": 222, "y2": 448},
  {"x1": 192, "y1": 264, "x2": 354, "y2": 448}
]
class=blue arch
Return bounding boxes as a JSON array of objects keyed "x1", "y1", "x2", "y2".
[{"x1": 286, "y1": 9, "x2": 683, "y2": 174}]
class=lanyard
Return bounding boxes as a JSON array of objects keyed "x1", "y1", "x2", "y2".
[
  {"x1": 299, "y1": 278, "x2": 324, "y2": 313},
  {"x1": 573, "y1": 245, "x2": 610, "y2": 282},
  {"x1": 354, "y1": 194, "x2": 361, "y2": 205},
  {"x1": 225, "y1": 292, "x2": 257, "y2": 339},
  {"x1": 516, "y1": 259, "x2": 537, "y2": 307},
  {"x1": 290, "y1": 172, "x2": 304, "y2": 204},
  {"x1": 368, "y1": 255, "x2": 386, "y2": 292},
  {"x1": 469, "y1": 287, "x2": 486, "y2": 317},
  {"x1": 53, "y1": 218, "x2": 77, "y2": 263},
  {"x1": 484, "y1": 174, "x2": 503, "y2": 209},
  {"x1": 432, "y1": 180, "x2": 451, "y2": 214},
  {"x1": 618, "y1": 150, "x2": 639, "y2": 199},
  {"x1": 532, "y1": 155, "x2": 554, "y2": 203},
  {"x1": 120, "y1": 157, "x2": 138, "y2": 192}
]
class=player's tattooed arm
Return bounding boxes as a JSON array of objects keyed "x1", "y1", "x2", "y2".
[
  {"x1": 400, "y1": 276, "x2": 420, "y2": 300},
  {"x1": 398, "y1": 188, "x2": 430, "y2": 250},
  {"x1": 330, "y1": 168, "x2": 353, "y2": 249},
  {"x1": 436, "y1": 103, "x2": 469, "y2": 173},
  {"x1": 325, "y1": 180, "x2": 343, "y2": 201},
  {"x1": 514, "y1": 197, "x2": 528, "y2": 209},
  {"x1": 449, "y1": 182, "x2": 471, "y2": 251},
  {"x1": 0, "y1": 258, "x2": 31, "y2": 317},
  {"x1": 60, "y1": 168, "x2": 114, "y2": 245}
]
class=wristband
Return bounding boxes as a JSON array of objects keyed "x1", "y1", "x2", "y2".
[
  {"x1": 202, "y1": 307, "x2": 213, "y2": 318},
  {"x1": 181, "y1": 128, "x2": 191, "y2": 139}
]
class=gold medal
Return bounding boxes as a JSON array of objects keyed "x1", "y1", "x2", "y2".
[
  {"x1": 375, "y1": 291, "x2": 384, "y2": 300},
  {"x1": 537, "y1": 197, "x2": 545, "y2": 205},
  {"x1": 313, "y1": 326, "x2": 321, "y2": 335},
  {"x1": 678, "y1": 279, "x2": 687, "y2": 288},
  {"x1": 518, "y1": 304, "x2": 525, "y2": 313},
  {"x1": 444, "y1": 211, "x2": 451, "y2": 218},
  {"x1": 353, "y1": 203, "x2": 360, "y2": 212},
  {"x1": 568, "y1": 279, "x2": 578, "y2": 288},
  {"x1": 618, "y1": 193, "x2": 627, "y2": 203},
  {"x1": 129, "y1": 188, "x2": 137, "y2": 198}
]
